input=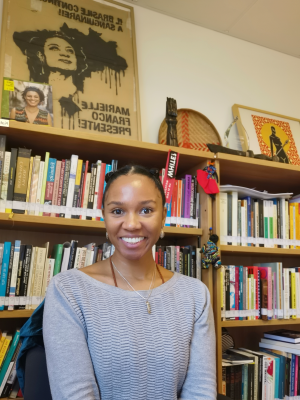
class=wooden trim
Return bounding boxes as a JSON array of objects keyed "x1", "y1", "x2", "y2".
[
  {"x1": 220, "y1": 245, "x2": 300, "y2": 256},
  {"x1": 222, "y1": 318, "x2": 300, "y2": 328},
  {"x1": 0, "y1": 310, "x2": 33, "y2": 318}
]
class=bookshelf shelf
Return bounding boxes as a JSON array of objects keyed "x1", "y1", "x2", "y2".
[
  {"x1": 221, "y1": 318, "x2": 300, "y2": 328},
  {"x1": 220, "y1": 245, "x2": 300, "y2": 256},
  {"x1": 0, "y1": 213, "x2": 202, "y2": 237},
  {"x1": 0, "y1": 310, "x2": 33, "y2": 318}
]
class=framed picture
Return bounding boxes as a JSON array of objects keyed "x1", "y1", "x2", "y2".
[
  {"x1": 1, "y1": 78, "x2": 53, "y2": 126},
  {"x1": 0, "y1": 0, "x2": 141, "y2": 140},
  {"x1": 232, "y1": 104, "x2": 300, "y2": 166}
]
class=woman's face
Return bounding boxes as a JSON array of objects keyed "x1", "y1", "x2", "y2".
[
  {"x1": 43, "y1": 37, "x2": 77, "y2": 71},
  {"x1": 103, "y1": 174, "x2": 166, "y2": 261},
  {"x1": 24, "y1": 91, "x2": 40, "y2": 107}
]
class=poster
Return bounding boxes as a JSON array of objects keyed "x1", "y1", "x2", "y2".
[
  {"x1": 232, "y1": 104, "x2": 300, "y2": 165},
  {"x1": 0, "y1": 0, "x2": 141, "y2": 140}
]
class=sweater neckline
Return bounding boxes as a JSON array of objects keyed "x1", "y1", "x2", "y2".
[{"x1": 75, "y1": 268, "x2": 181, "y2": 298}]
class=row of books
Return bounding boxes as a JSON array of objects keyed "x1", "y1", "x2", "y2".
[
  {"x1": 154, "y1": 245, "x2": 201, "y2": 280},
  {"x1": 163, "y1": 175, "x2": 200, "y2": 228},
  {"x1": 0, "y1": 240, "x2": 114, "y2": 311},
  {"x1": 0, "y1": 136, "x2": 118, "y2": 220},
  {"x1": 220, "y1": 191, "x2": 300, "y2": 248},
  {"x1": 0, "y1": 330, "x2": 22, "y2": 398},
  {"x1": 220, "y1": 263, "x2": 300, "y2": 321},
  {"x1": 222, "y1": 329, "x2": 300, "y2": 400}
]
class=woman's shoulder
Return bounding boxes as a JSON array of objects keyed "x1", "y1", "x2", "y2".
[{"x1": 174, "y1": 273, "x2": 210, "y2": 302}]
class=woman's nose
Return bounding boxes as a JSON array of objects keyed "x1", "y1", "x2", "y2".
[
  {"x1": 123, "y1": 213, "x2": 141, "y2": 230},
  {"x1": 60, "y1": 52, "x2": 70, "y2": 58}
]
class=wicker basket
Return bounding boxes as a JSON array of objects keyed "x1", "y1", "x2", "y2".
[{"x1": 158, "y1": 108, "x2": 221, "y2": 151}]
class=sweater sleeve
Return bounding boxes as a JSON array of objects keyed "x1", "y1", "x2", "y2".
[
  {"x1": 43, "y1": 277, "x2": 101, "y2": 400},
  {"x1": 179, "y1": 284, "x2": 217, "y2": 400}
]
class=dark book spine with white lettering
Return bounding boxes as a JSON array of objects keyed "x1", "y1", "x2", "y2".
[
  {"x1": 14, "y1": 244, "x2": 26, "y2": 310},
  {"x1": 4, "y1": 244, "x2": 15, "y2": 310},
  {"x1": 86, "y1": 164, "x2": 97, "y2": 220},
  {"x1": 59, "y1": 159, "x2": 71, "y2": 218},
  {"x1": 18, "y1": 245, "x2": 32, "y2": 310},
  {"x1": 5, "y1": 148, "x2": 18, "y2": 213}
]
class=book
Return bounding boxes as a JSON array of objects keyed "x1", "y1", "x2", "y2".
[
  {"x1": 86, "y1": 163, "x2": 97, "y2": 220},
  {"x1": 30, "y1": 247, "x2": 47, "y2": 309},
  {"x1": 0, "y1": 135, "x2": 6, "y2": 200},
  {"x1": 79, "y1": 160, "x2": 89, "y2": 219},
  {"x1": 92, "y1": 160, "x2": 101, "y2": 220},
  {"x1": 0, "y1": 340, "x2": 22, "y2": 397},
  {"x1": 65, "y1": 154, "x2": 78, "y2": 218},
  {"x1": 14, "y1": 244, "x2": 26, "y2": 310},
  {"x1": 59, "y1": 159, "x2": 71, "y2": 218},
  {"x1": 0, "y1": 242, "x2": 11, "y2": 311},
  {"x1": 81, "y1": 172, "x2": 91, "y2": 220},
  {"x1": 18, "y1": 245, "x2": 32, "y2": 310},
  {"x1": 11, "y1": 148, "x2": 32, "y2": 214},
  {"x1": 24, "y1": 156, "x2": 33, "y2": 215},
  {"x1": 0, "y1": 330, "x2": 20, "y2": 387},
  {"x1": 56, "y1": 159, "x2": 65, "y2": 216},
  {"x1": 35, "y1": 160, "x2": 45, "y2": 216},
  {"x1": 43, "y1": 157, "x2": 57, "y2": 216},
  {"x1": 52, "y1": 244, "x2": 63, "y2": 276},
  {"x1": 71, "y1": 158, "x2": 83, "y2": 218},
  {"x1": 27, "y1": 155, "x2": 41, "y2": 215},
  {"x1": 5, "y1": 148, "x2": 18, "y2": 213},
  {"x1": 50, "y1": 159, "x2": 61, "y2": 217},
  {"x1": 0, "y1": 151, "x2": 11, "y2": 212},
  {"x1": 39, "y1": 151, "x2": 49, "y2": 216},
  {"x1": 264, "y1": 329, "x2": 300, "y2": 344},
  {"x1": 4, "y1": 243, "x2": 15, "y2": 310},
  {"x1": 0, "y1": 335, "x2": 12, "y2": 369}
]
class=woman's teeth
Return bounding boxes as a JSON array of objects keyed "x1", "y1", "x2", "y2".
[{"x1": 121, "y1": 237, "x2": 145, "y2": 244}]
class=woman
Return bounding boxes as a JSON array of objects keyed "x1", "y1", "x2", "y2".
[
  {"x1": 43, "y1": 165, "x2": 216, "y2": 399},
  {"x1": 10, "y1": 86, "x2": 52, "y2": 126}
]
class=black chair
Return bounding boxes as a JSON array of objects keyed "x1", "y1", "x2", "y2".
[{"x1": 24, "y1": 347, "x2": 231, "y2": 400}]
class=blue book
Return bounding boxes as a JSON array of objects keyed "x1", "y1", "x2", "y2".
[
  {"x1": 163, "y1": 251, "x2": 167, "y2": 269},
  {"x1": 291, "y1": 353, "x2": 296, "y2": 396},
  {"x1": 100, "y1": 164, "x2": 112, "y2": 221},
  {"x1": 8, "y1": 240, "x2": 21, "y2": 309},
  {"x1": 239, "y1": 266, "x2": 243, "y2": 321},
  {"x1": 165, "y1": 199, "x2": 171, "y2": 226},
  {"x1": 0, "y1": 330, "x2": 20, "y2": 386},
  {"x1": 0, "y1": 242, "x2": 11, "y2": 311},
  {"x1": 262, "y1": 349, "x2": 285, "y2": 399}
]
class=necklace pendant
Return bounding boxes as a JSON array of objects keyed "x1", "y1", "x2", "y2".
[{"x1": 146, "y1": 301, "x2": 151, "y2": 314}]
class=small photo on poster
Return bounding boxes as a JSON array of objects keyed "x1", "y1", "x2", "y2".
[{"x1": 1, "y1": 78, "x2": 53, "y2": 126}]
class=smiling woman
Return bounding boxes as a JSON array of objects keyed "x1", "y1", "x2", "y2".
[{"x1": 43, "y1": 165, "x2": 217, "y2": 400}]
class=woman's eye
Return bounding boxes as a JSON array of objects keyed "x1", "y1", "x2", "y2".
[
  {"x1": 49, "y1": 46, "x2": 59, "y2": 51},
  {"x1": 141, "y1": 208, "x2": 152, "y2": 215},
  {"x1": 67, "y1": 49, "x2": 74, "y2": 54},
  {"x1": 112, "y1": 209, "x2": 123, "y2": 215}
]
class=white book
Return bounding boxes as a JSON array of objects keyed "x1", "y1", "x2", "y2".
[
  {"x1": 93, "y1": 161, "x2": 102, "y2": 215},
  {"x1": 196, "y1": 248, "x2": 201, "y2": 281},
  {"x1": 60, "y1": 247, "x2": 71, "y2": 273},
  {"x1": 28, "y1": 156, "x2": 41, "y2": 215},
  {"x1": 241, "y1": 202, "x2": 246, "y2": 246},
  {"x1": 273, "y1": 202, "x2": 277, "y2": 248},
  {"x1": 283, "y1": 268, "x2": 290, "y2": 319},
  {"x1": 30, "y1": 247, "x2": 47, "y2": 309},
  {"x1": 261, "y1": 337, "x2": 300, "y2": 350},
  {"x1": 79, "y1": 248, "x2": 87, "y2": 269},
  {"x1": 8, "y1": 240, "x2": 21, "y2": 311},
  {"x1": 219, "y1": 192, "x2": 227, "y2": 245},
  {"x1": 81, "y1": 173, "x2": 91, "y2": 220},
  {"x1": 254, "y1": 201, "x2": 259, "y2": 247},
  {"x1": 35, "y1": 161, "x2": 45, "y2": 216},
  {"x1": 65, "y1": 155, "x2": 78, "y2": 218},
  {"x1": 74, "y1": 247, "x2": 82, "y2": 269},
  {"x1": 0, "y1": 361, "x2": 14, "y2": 396},
  {"x1": 85, "y1": 250, "x2": 91, "y2": 266},
  {"x1": 0, "y1": 151, "x2": 11, "y2": 212},
  {"x1": 41, "y1": 258, "x2": 54, "y2": 298},
  {"x1": 285, "y1": 200, "x2": 289, "y2": 249},
  {"x1": 231, "y1": 191, "x2": 238, "y2": 246},
  {"x1": 89, "y1": 250, "x2": 94, "y2": 266},
  {"x1": 26, "y1": 247, "x2": 36, "y2": 310}
]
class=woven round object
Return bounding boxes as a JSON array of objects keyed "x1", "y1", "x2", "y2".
[{"x1": 159, "y1": 108, "x2": 221, "y2": 152}]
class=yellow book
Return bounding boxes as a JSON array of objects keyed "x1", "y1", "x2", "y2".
[
  {"x1": 296, "y1": 203, "x2": 300, "y2": 249},
  {"x1": 289, "y1": 203, "x2": 295, "y2": 249},
  {"x1": 0, "y1": 336, "x2": 12, "y2": 368},
  {"x1": 0, "y1": 332, "x2": 6, "y2": 352},
  {"x1": 291, "y1": 272, "x2": 296, "y2": 319}
]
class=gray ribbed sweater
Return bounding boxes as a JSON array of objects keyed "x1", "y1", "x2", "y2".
[{"x1": 43, "y1": 269, "x2": 216, "y2": 400}]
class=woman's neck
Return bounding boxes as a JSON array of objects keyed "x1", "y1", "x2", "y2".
[
  {"x1": 25, "y1": 105, "x2": 39, "y2": 113},
  {"x1": 111, "y1": 250, "x2": 156, "y2": 281}
]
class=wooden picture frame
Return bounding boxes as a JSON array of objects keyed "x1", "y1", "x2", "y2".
[
  {"x1": 232, "y1": 104, "x2": 300, "y2": 166},
  {"x1": 0, "y1": 0, "x2": 141, "y2": 141}
]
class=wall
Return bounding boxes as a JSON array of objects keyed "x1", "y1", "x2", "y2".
[{"x1": 1, "y1": 0, "x2": 300, "y2": 146}]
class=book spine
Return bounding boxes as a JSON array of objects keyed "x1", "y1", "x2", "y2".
[
  {"x1": 196, "y1": 247, "x2": 201, "y2": 280},
  {"x1": 18, "y1": 245, "x2": 32, "y2": 310},
  {"x1": 170, "y1": 180, "x2": 178, "y2": 227},
  {"x1": 67, "y1": 241, "x2": 78, "y2": 269},
  {"x1": 31, "y1": 248, "x2": 46, "y2": 309},
  {"x1": 59, "y1": 159, "x2": 71, "y2": 217},
  {"x1": 231, "y1": 192, "x2": 238, "y2": 246},
  {"x1": 0, "y1": 152, "x2": 11, "y2": 212},
  {"x1": 251, "y1": 197, "x2": 254, "y2": 247},
  {"x1": 285, "y1": 200, "x2": 289, "y2": 249},
  {"x1": 12, "y1": 148, "x2": 32, "y2": 213},
  {"x1": 81, "y1": 173, "x2": 91, "y2": 220},
  {"x1": 235, "y1": 266, "x2": 239, "y2": 320},
  {"x1": 56, "y1": 159, "x2": 66, "y2": 217},
  {"x1": 184, "y1": 175, "x2": 192, "y2": 227},
  {"x1": 176, "y1": 180, "x2": 182, "y2": 228},
  {"x1": 50, "y1": 160, "x2": 61, "y2": 217},
  {"x1": 28, "y1": 156, "x2": 40, "y2": 215},
  {"x1": 166, "y1": 246, "x2": 171, "y2": 270},
  {"x1": 0, "y1": 135, "x2": 6, "y2": 200},
  {"x1": 4, "y1": 244, "x2": 15, "y2": 310},
  {"x1": 14, "y1": 244, "x2": 26, "y2": 310},
  {"x1": 71, "y1": 159, "x2": 83, "y2": 219},
  {"x1": 239, "y1": 266, "x2": 243, "y2": 321},
  {"x1": 291, "y1": 272, "x2": 296, "y2": 319},
  {"x1": 229, "y1": 265, "x2": 235, "y2": 318},
  {"x1": 277, "y1": 199, "x2": 281, "y2": 248},
  {"x1": 43, "y1": 158, "x2": 56, "y2": 216},
  {"x1": 0, "y1": 331, "x2": 20, "y2": 386},
  {"x1": 25, "y1": 247, "x2": 36, "y2": 310},
  {"x1": 76, "y1": 162, "x2": 86, "y2": 219},
  {"x1": 52, "y1": 244, "x2": 63, "y2": 276},
  {"x1": 283, "y1": 268, "x2": 289, "y2": 319},
  {"x1": 39, "y1": 152, "x2": 49, "y2": 216},
  {"x1": 34, "y1": 161, "x2": 45, "y2": 216},
  {"x1": 258, "y1": 199, "x2": 264, "y2": 247},
  {"x1": 5, "y1": 148, "x2": 18, "y2": 213},
  {"x1": 65, "y1": 155, "x2": 78, "y2": 218},
  {"x1": 96, "y1": 161, "x2": 105, "y2": 221},
  {"x1": 227, "y1": 193, "x2": 232, "y2": 245},
  {"x1": 92, "y1": 161, "x2": 101, "y2": 220},
  {"x1": 24, "y1": 156, "x2": 33, "y2": 214},
  {"x1": 0, "y1": 243, "x2": 11, "y2": 311},
  {"x1": 219, "y1": 192, "x2": 228, "y2": 245},
  {"x1": 86, "y1": 164, "x2": 97, "y2": 220},
  {"x1": 254, "y1": 200, "x2": 259, "y2": 247},
  {"x1": 80, "y1": 160, "x2": 89, "y2": 219},
  {"x1": 190, "y1": 177, "x2": 194, "y2": 224}
]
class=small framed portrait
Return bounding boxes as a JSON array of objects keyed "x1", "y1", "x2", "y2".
[
  {"x1": 1, "y1": 78, "x2": 53, "y2": 126},
  {"x1": 232, "y1": 104, "x2": 300, "y2": 166}
]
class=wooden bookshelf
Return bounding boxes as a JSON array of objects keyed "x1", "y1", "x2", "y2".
[
  {"x1": 0, "y1": 310, "x2": 33, "y2": 318},
  {"x1": 0, "y1": 213, "x2": 202, "y2": 237},
  {"x1": 213, "y1": 153, "x2": 300, "y2": 392}
]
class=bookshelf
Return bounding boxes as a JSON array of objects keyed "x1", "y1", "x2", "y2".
[
  {"x1": 0, "y1": 121, "x2": 214, "y2": 344},
  {"x1": 213, "y1": 154, "x2": 300, "y2": 392}
]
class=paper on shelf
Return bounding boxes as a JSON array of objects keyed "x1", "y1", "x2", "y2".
[{"x1": 220, "y1": 185, "x2": 292, "y2": 199}]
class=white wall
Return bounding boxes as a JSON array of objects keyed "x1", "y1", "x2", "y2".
[{"x1": 1, "y1": 0, "x2": 300, "y2": 145}]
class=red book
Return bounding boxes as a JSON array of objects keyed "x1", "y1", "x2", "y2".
[
  {"x1": 247, "y1": 266, "x2": 259, "y2": 319},
  {"x1": 96, "y1": 162, "x2": 106, "y2": 221},
  {"x1": 235, "y1": 267, "x2": 239, "y2": 320},
  {"x1": 79, "y1": 160, "x2": 89, "y2": 220},
  {"x1": 170, "y1": 180, "x2": 178, "y2": 227},
  {"x1": 56, "y1": 159, "x2": 65, "y2": 217}
]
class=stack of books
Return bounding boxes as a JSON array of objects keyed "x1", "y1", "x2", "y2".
[
  {"x1": 0, "y1": 330, "x2": 22, "y2": 398},
  {"x1": 220, "y1": 188, "x2": 300, "y2": 248},
  {"x1": 220, "y1": 263, "x2": 300, "y2": 321},
  {"x1": 154, "y1": 244, "x2": 201, "y2": 279},
  {"x1": 222, "y1": 329, "x2": 300, "y2": 399},
  {"x1": 0, "y1": 240, "x2": 113, "y2": 312},
  {"x1": 0, "y1": 135, "x2": 118, "y2": 220}
]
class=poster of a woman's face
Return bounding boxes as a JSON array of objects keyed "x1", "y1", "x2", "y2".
[
  {"x1": 0, "y1": 0, "x2": 140, "y2": 139},
  {"x1": 2, "y1": 79, "x2": 53, "y2": 126}
]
